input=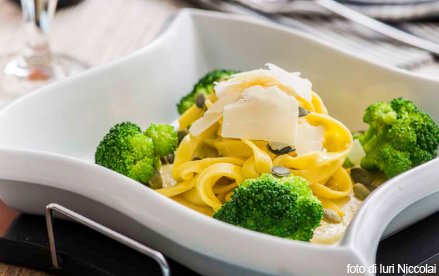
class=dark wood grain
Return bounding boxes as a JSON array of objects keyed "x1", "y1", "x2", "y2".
[{"x1": 0, "y1": 262, "x2": 51, "y2": 276}]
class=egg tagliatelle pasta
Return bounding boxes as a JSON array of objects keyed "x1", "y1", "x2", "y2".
[{"x1": 156, "y1": 64, "x2": 357, "y2": 243}]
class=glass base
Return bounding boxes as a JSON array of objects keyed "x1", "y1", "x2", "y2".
[{"x1": 0, "y1": 53, "x2": 88, "y2": 109}]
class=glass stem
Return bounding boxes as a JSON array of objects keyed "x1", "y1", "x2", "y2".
[{"x1": 20, "y1": 0, "x2": 58, "y2": 68}]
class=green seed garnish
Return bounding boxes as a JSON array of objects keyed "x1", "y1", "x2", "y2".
[
  {"x1": 323, "y1": 208, "x2": 341, "y2": 224},
  {"x1": 271, "y1": 166, "x2": 291, "y2": 177},
  {"x1": 266, "y1": 144, "x2": 295, "y2": 155},
  {"x1": 195, "y1": 94, "x2": 206, "y2": 108},
  {"x1": 299, "y1": 107, "x2": 310, "y2": 117},
  {"x1": 350, "y1": 167, "x2": 372, "y2": 186},
  {"x1": 353, "y1": 183, "x2": 370, "y2": 200},
  {"x1": 177, "y1": 130, "x2": 188, "y2": 144}
]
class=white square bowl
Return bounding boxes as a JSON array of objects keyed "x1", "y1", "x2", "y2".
[{"x1": 0, "y1": 9, "x2": 437, "y2": 275}]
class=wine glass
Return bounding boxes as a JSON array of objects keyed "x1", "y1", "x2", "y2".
[{"x1": 0, "y1": 0, "x2": 88, "y2": 109}]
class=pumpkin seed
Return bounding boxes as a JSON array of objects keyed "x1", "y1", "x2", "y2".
[
  {"x1": 323, "y1": 208, "x2": 341, "y2": 224},
  {"x1": 371, "y1": 172, "x2": 387, "y2": 188},
  {"x1": 160, "y1": 156, "x2": 167, "y2": 164},
  {"x1": 299, "y1": 107, "x2": 310, "y2": 117},
  {"x1": 353, "y1": 183, "x2": 370, "y2": 200},
  {"x1": 177, "y1": 130, "x2": 188, "y2": 145},
  {"x1": 266, "y1": 143, "x2": 295, "y2": 155},
  {"x1": 148, "y1": 170, "x2": 163, "y2": 189},
  {"x1": 195, "y1": 93, "x2": 206, "y2": 108},
  {"x1": 271, "y1": 166, "x2": 291, "y2": 177},
  {"x1": 166, "y1": 154, "x2": 174, "y2": 164},
  {"x1": 350, "y1": 167, "x2": 372, "y2": 186},
  {"x1": 160, "y1": 154, "x2": 174, "y2": 164}
]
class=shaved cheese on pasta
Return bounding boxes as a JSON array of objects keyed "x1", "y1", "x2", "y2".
[
  {"x1": 222, "y1": 86, "x2": 299, "y2": 145},
  {"x1": 189, "y1": 113, "x2": 222, "y2": 137},
  {"x1": 213, "y1": 81, "x2": 241, "y2": 97},
  {"x1": 190, "y1": 86, "x2": 241, "y2": 136},
  {"x1": 205, "y1": 88, "x2": 241, "y2": 115},
  {"x1": 215, "y1": 64, "x2": 312, "y2": 101},
  {"x1": 266, "y1": 63, "x2": 312, "y2": 102},
  {"x1": 190, "y1": 64, "x2": 312, "y2": 136},
  {"x1": 347, "y1": 139, "x2": 366, "y2": 166},
  {"x1": 295, "y1": 123, "x2": 325, "y2": 155}
]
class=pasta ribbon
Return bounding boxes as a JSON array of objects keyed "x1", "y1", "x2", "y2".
[
  {"x1": 177, "y1": 157, "x2": 244, "y2": 180},
  {"x1": 182, "y1": 185, "x2": 207, "y2": 206},
  {"x1": 215, "y1": 138, "x2": 253, "y2": 159},
  {"x1": 242, "y1": 139, "x2": 272, "y2": 175},
  {"x1": 172, "y1": 135, "x2": 200, "y2": 180},
  {"x1": 197, "y1": 163, "x2": 243, "y2": 211},
  {"x1": 310, "y1": 168, "x2": 352, "y2": 200},
  {"x1": 156, "y1": 178, "x2": 196, "y2": 197},
  {"x1": 242, "y1": 157, "x2": 259, "y2": 179},
  {"x1": 292, "y1": 160, "x2": 343, "y2": 184},
  {"x1": 306, "y1": 113, "x2": 352, "y2": 153},
  {"x1": 179, "y1": 105, "x2": 204, "y2": 130},
  {"x1": 178, "y1": 94, "x2": 216, "y2": 130},
  {"x1": 311, "y1": 92, "x2": 328, "y2": 115}
]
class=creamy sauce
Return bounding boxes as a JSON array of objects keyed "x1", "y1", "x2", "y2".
[
  {"x1": 310, "y1": 171, "x2": 386, "y2": 244},
  {"x1": 311, "y1": 195, "x2": 362, "y2": 244}
]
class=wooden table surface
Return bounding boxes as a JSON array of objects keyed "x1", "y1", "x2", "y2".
[{"x1": 0, "y1": 0, "x2": 438, "y2": 275}]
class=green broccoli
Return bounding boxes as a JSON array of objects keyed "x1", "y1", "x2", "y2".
[
  {"x1": 144, "y1": 123, "x2": 178, "y2": 157},
  {"x1": 214, "y1": 173, "x2": 323, "y2": 241},
  {"x1": 177, "y1": 69, "x2": 238, "y2": 114},
  {"x1": 95, "y1": 122, "x2": 156, "y2": 184},
  {"x1": 358, "y1": 97, "x2": 439, "y2": 178}
]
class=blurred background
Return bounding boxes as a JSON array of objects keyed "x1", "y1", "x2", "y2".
[
  {"x1": 1, "y1": 0, "x2": 439, "y2": 274},
  {"x1": 0, "y1": 0, "x2": 185, "y2": 67},
  {"x1": 2, "y1": 0, "x2": 439, "y2": 107}
]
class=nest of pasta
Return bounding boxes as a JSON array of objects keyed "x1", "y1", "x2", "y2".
[{"x1": 157, "y1": 64, "x2": 353, "y2": 219}]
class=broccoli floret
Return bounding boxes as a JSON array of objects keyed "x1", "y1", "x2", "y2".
[
  {"x1": 144, "y1": 123, "x2": 178, "y2": 157},
  {"x1": 177, "y1": 69, "x2": 238, "y2": 114},
  {"x1": 95, "y1": 122, "x2": 156, "y2": 184},
  {"x1": 358, "y1": 98, "x2": 439, "y2": 178},
  {"x1": 214, "y1": 173, "x2": 323, "y2": 241}
]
